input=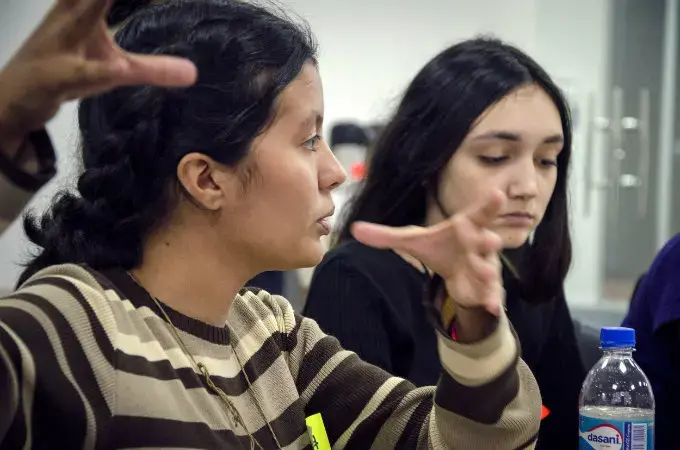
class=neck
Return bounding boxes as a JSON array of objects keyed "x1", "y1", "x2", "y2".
[{"x1": 131, "y1": 226, "x2": 253, "y2": 327}]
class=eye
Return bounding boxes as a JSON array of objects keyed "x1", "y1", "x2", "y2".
[
  {"x1": 478, "y1": 155, "x2": 508, "y2": 165},
  {"x1": 538, "y1": 158, "x2": 558, "y2": 168},
  {"x1": 303, "y1": 135, "x2": 322, "y2": 151}
]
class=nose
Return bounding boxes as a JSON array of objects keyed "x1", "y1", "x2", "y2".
[
  {"x1": 507, "y1": 158, "x2": 539, "y2": 200},
  {"x1": 318, "y1": 140, "x2": 347, "y2": 191}
]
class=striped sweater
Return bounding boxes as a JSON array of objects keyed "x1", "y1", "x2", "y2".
[{"x1": 0, "y1": 263, "x2": 541, "y2": 449}]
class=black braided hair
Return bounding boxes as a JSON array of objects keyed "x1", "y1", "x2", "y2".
[
  {"x1": 107, "y1": 0, "x2": 153, "y2": 27},
  {"x1": 19, "y1": 0, "x2": 317, "y2": 285}
]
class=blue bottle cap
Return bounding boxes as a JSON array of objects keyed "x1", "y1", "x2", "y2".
[{"x1": 600, "y1": 327, "x2": 636, "y2": 348}]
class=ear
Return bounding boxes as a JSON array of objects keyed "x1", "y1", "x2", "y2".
[{"x1": 177, "y1": 153, "x2": 234, "y2": 210}]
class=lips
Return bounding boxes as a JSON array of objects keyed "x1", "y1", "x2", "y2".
[
  {"x1": 317, "y1": 217, "x2": 332, "y2": 235},
  {"x1": 500, "y1": 212, "x2": 535, "y2": 227},
  {"x1": 503, "y1": 212, "x2": 534, "y2": 219},
  {"x1": 316, "y1": 208, "x2": 335, "y2": 236}
]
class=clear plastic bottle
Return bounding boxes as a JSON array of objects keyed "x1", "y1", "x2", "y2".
[{"x1": 579, "y1": 327, "x2": 655, "y2": 449}]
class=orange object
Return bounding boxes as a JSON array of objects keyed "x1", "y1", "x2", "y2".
[
  {"x1": 350, "y1": 162, "x2": 366, "y2": 181},
  {"x1": 541, "y1": 405, "x2": 550, "y2": 420}
]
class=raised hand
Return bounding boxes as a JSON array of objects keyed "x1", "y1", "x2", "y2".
[
  {"x1": 0, "y1": 0, "x2": 197, "y2": 140},
  {"x1": 351, "y1": 190, "x2": 506, "y2": 318}
]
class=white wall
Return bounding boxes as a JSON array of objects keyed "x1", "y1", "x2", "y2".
[
  {"x1": 532, "y1": 0, "x2": 613, "y2": 307},
  {"x1": 0, "y1": 0, "x2": 613, "y2": 303},
  {"x1": 286, "y1": 0, "x2": 538, "y2": 131}
]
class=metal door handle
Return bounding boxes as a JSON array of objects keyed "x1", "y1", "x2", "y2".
[
  {"x1": 637, "y1": 88, "x2": 651, "y2": 218},
  {"x1": 610, "y1": 87, "x2": 624, "y2": 226},
  {"x1": 611, "y1": 88, "x2": 650, "y2": 218},
  {"x1": 583, "y1": 93, "x2": 613, "y2": 217},
  {"x1": 584, "y1": 92, "x2": 596, "y2": 217}
]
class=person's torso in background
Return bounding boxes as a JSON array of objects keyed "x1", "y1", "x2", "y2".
[
  {"x1": 622, "y1": 233, "x2": 680, "y2": 450},
  {"x1": 308, "y1": 240, "x2": 555, "y2": 384}
]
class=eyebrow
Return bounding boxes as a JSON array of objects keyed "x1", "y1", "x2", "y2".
[
  {"x1": 471, "y1": 131, "x2": 564, "y2": 144},
  {"x1": 299, "y1": 111, "x2": 324, "y2": 133}
]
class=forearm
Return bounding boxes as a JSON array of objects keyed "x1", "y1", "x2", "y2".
[
  {"x1": 0, "y1": 111, "x2": 48, "y2": 177},
  {"x1": 0, "y1": 80, "x2": 32, "y2": 159},
  {"x1": 293, "y1": 311, "x2": 540, "y2": 449},
  {"x1": 431, "y1": 311, "x2": 541, "y2": 449},
  {"x1": 0, "y1": 126, "x2": 25, "y2": 161},
  {"x1": 420, "y1": 275, "x2": 541, "y2": 448},
  {"x1": 0, "y1": 128, "x2": 56, "y2": 231}
]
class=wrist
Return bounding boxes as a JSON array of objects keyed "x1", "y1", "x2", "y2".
[
  {"x1": 450, "y1": 306, "x2": 495, "y2": 343},
  {"x1": 0, "y1": 105, "x2": 26, "y2": 159},
  {"x1": 423, "y1": 274, "x2": 499, "y2": 344}
]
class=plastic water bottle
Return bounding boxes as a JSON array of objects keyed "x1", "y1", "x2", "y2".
[{"x1": 579, "y1": 327, "x2": 655, "y2": 449}]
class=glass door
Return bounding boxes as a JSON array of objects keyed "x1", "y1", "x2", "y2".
[
  {"x1": 560, "y1": 0, "x2": 678, "y2": 319},
  {"x1": 598, "y1": 0, "x2": 678, "y2": 303}
]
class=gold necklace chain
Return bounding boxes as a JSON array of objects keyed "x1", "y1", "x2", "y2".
[{"x1": 125, "y1": 273, "x2": 283, "y2": 450}]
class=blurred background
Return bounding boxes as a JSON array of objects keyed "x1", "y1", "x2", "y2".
[{"x1": 0, "y1": 0, "x2": 678, "y2": 331}]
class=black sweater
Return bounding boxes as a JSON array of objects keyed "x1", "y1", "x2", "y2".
[{"x1": 303, "y1": 240, "x2": 586, "y2": 450}]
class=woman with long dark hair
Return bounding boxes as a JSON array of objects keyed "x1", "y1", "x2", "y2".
[
  {"x1": 304, "y1": 38, "x2": 585, "y2": 449},
  {"x1": 0, "y1": 1, "x2": 541, "y2": 448}
]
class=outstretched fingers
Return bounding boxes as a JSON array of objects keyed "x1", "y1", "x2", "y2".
[
  {"x1": 460, "y1": 189, "x2": 506, "y2": 229},
  {"x1": 350, "y1": 223, "x2": 425, "y2": 251},
  {"x1": 59, "y1": 0, "x2": 111, "y2": 47},
  {"x1": 118, "y1": 52, "x2": 198, "y2": 87}
]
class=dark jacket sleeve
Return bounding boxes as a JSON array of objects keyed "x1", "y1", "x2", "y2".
[
  {"x1": 534, "y1": 292, "x2": 587, "y2": 450},
  {"x1": 303, "y1": 257, "x2": 395, "y2": 374},
  {"x1": 0, "y1": 129, "x2": 56, "y2": 234}
]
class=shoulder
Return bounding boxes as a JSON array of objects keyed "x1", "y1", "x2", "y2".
[
  {"x1": 634, "y1": 233, "x2": 680, "y2": 297},
  {"x1": 4, "y1": 264, "x2": 120, "y2": 344},
  {"x1": 0, "y1": 264, "x2": 119, "y2": 377},
  {"x1": 322, "y1": 239, "x2": 389, "y2": 265},
  {"x1": 7, "y1": 263, "x2": 116, "y2": 322},
  {"x1": 316, "y1": 240, "x2": 406, "y2": 282},
  {"x1": 650, "y1": 233, "x2": 680, "y2": 271},
  {"x1": 627, "y1": 234, "x2": 680, "y2": 312}
]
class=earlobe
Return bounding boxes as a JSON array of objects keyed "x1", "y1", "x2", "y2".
[{"x1": 177, "y1": 153, "x2": 226, "y2": 211}]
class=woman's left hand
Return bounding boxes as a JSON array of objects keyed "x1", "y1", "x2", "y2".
[{"x1": 351, "y1": 190, "x2": 505, "y2": 318}]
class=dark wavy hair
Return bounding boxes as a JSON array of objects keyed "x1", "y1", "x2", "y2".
[
  {"x1": 18, "y1": 0, "x2": 317, "y2": 286},
  {"x1": 338, "y1": 38, "x2": 573, "y2": 303}
]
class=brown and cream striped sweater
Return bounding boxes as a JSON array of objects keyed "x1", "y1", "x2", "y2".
[{"x1": 0, "y1": 263, "x2": 541, "y2": 449}]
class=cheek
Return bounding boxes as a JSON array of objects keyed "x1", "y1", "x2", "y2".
[
  {"x1": 262, "y1": 160, "x2": 318, "y2": 226},
  {"x1": 536, "y1": 172, "x2": 558, "y2": 216},
  {"x1": 441, "y1": 166, "x2": 503, "y2": 212}
]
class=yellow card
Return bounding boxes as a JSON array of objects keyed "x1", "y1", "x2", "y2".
[{"x1": 305, "y1": 413, "x2": 331, "y2": 450}]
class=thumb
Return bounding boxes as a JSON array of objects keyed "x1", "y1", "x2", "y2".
[
  {"x1": 117, "y1": 53, "x2": 198, "y2": 87},
  {"x1": 63, "y1": 56, "x2": 198, "y2": 99},
  {"x1": 462, "y1": 189, "x2": 506, "y2": 227},
  {"x1": 350, "y1": 222, "x2": 426, "y2": 251}
]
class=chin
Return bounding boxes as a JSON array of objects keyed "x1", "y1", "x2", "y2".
[
  {"x1": 289, "y1": 240, "x2": 326, "y2": 269},
  {"x1": 500, "y1": 230, "x2": 531, "y2": 249}
]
